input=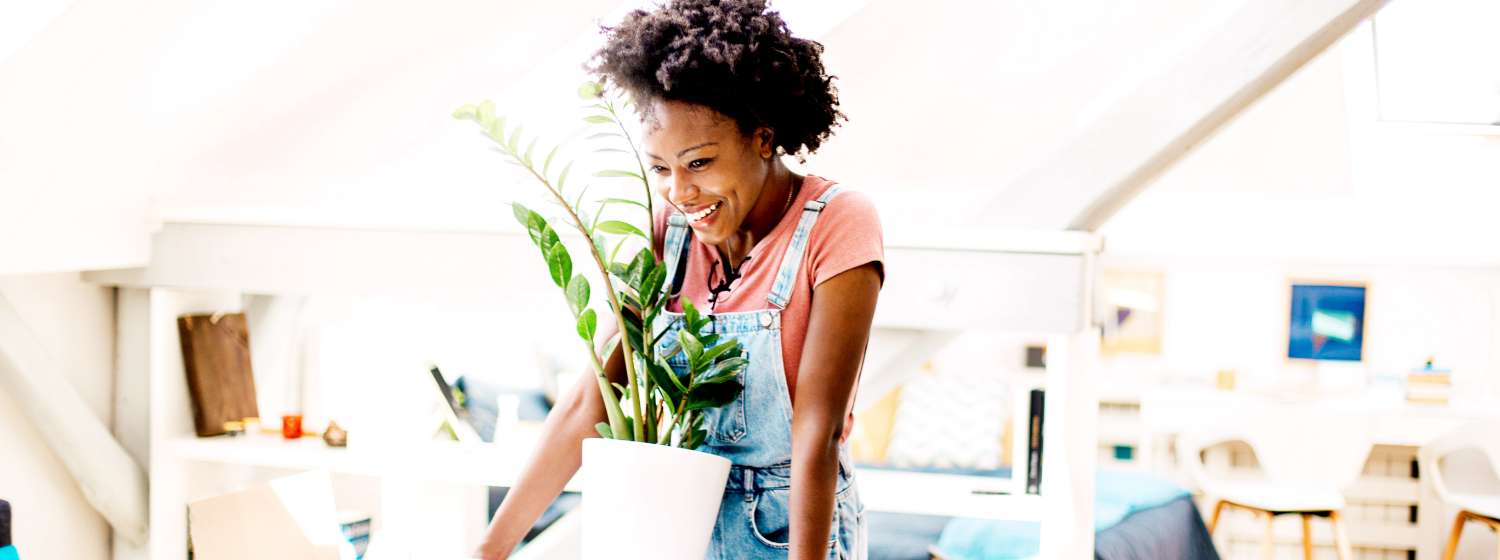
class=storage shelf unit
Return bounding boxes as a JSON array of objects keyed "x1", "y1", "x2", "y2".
[{"x1": 88, "y1": 211, "x2": 1104, "y2": 560}]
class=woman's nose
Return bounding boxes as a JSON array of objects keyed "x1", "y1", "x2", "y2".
[{"x1": 664, "y1": 172, "x2": 697, "y2": 204}]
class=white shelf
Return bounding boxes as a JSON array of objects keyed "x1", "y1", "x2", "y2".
[
  {"x1": 857, "y1": 469, "x2": 1044, "y2": 521},
  {"x1": 165, "y1": 425, "x2": 581, "y2": 491},
  {"x1": 83, "y1": 215, "x2": 1093, "y2": 334}
]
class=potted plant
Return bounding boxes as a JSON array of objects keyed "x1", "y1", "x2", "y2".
[{"x1": 453, "y1": 82, "x2": 748, "y2": 559}]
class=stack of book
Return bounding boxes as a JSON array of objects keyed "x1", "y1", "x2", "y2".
[{"x1": 1406, "y1": 367, "x2": 1452, "y2": 406}]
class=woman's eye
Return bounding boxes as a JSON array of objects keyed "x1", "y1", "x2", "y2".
[
  {"x1": 688, "y1": 158, "x2": 712, "y2": 170},
  {"x1": 649, "y1": 165, "x2": 668, "y2": 175}
]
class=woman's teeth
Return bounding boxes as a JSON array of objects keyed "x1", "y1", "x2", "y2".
[{"x1": 689, "y1": 201, "x2": 722, "y2": 223}]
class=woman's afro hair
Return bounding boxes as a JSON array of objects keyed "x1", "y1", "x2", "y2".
[{"x1": 589, "y1": 0, "x2": 844, "y2": 156}]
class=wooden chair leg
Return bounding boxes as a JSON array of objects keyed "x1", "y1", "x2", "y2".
[
  {"x1": 1208, "y1": 500, "x2": 1226, "y2": 534},
  {"x1": 1442, "y1": 510, "x2": 1467, "y2": 560},
  {"x1": 1301, "y1": 513, "x2": 1314, "y2": 560},
  {"x1": 1262, "y1": 510, "x2": 1276, "y2": 560},
  {"x1": 1329, "y1": 510, "x2": 1353, "y2": 560}
]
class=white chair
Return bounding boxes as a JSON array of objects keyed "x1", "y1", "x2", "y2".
[
  {"x1": 1418, "y1": 420, "x2": 1500, "y2": 560},
  {"x1": 1179, "y1": 404, "x2": 1372, "y2": 560}
]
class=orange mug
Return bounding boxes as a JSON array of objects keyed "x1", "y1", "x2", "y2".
[{"x1": 281, "y1": 414, "x2": 304, "y2": 439}]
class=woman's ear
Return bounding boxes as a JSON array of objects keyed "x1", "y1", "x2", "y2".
[{"x1": 755, "y1": 127, "x2": 775, "y2": 159}]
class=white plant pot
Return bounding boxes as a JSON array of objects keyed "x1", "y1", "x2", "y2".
[{"x1": 580, "y1": 437, "x2": 731, "y2": 559}]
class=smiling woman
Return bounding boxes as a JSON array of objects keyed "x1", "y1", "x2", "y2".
[{"x1": 473, "y1": 1, "x2": 884, "y2": 559}]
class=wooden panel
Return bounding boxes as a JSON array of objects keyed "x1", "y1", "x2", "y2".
[{"x1": 176, "y1": 313, "x2": 259, "y2": 437}]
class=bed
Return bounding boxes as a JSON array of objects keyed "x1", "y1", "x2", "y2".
[{"x1": 865, "y1": 469, "x2": 1219, "y2": 560}]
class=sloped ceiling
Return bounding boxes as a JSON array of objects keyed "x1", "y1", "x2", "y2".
[{"x1": 3, "y1": 0, "x2": 1498, "y2": 266}]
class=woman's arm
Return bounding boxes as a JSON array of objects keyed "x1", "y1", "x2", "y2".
[
  {"x1": 789, "y1": 263, "x2": 882, "y2": 560},
  {"x1": 473, "y1": 324, "x2": 625, "y2": 559}
]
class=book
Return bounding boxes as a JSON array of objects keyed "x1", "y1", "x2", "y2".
[
  {"x1": 177, "y1": 313, "x2": 260, "y2": 437},
  {"x1": 1026, "y1": 388, "x2": 1045, "y2": 495}
]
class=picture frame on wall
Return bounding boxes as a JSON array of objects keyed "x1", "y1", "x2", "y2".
[
  {"x1": 1096, "y1": 268, "x2": 1165, "y2": 356},
  {"x1": 1287, "y1": 281, "x2": 1368, "y2": 362}
]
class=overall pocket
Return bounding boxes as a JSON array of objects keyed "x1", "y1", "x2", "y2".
[{"x1": 746, "y1": 483, "x2": 849, "y2": 551}]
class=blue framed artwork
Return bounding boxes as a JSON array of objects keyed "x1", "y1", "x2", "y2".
[{"x1": 1287, "y1": 282, "x2": 1366, "y2": 362}]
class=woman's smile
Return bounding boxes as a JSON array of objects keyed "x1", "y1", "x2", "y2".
[{"x1": 685, "y1": 200, "x2": 724, "y2": 227}]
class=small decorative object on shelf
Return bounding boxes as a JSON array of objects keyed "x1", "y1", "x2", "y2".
[
  {"x1": 322, "y1": 421, "x2": 348, "y2": 448},
  {"x1": 1215, "y1": 368, "x2": 1237, "y2": 391},
  {"x1": 281, "y1": 414, "x2": 303, "y2": 440},
  {"x1": 222, "y1": 420, "x2": 245, "y2": 437},
  {"x1": 1405, "y1": 356, "x2": 1452, "y2": 406},
  {"x1": 242, "y1": 417, "x2": 261, "y2": 437}
]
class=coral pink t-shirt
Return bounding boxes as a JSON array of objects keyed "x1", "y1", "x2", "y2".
[{"x1": 652, "y1": 175, "x2": 884, "y2": 442}]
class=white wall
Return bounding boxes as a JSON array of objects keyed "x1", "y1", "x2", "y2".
[
  {"x1": 0, "y1": 273, "x2": 116, "y2": 559},
  {"x1": 1097, "y1": 257, "x2": 1500, "y2": 399}
]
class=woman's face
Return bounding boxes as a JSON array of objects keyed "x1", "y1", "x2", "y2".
[{"x1": 642, "y1": 99, "x2": 773, "y2": 246}]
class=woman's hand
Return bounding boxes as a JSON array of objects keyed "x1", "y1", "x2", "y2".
[{"x1": 471, "y1": 540, "x2": 507, "y2": 560}]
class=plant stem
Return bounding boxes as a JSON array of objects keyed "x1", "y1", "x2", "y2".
[
  {"x1": 518, "y1": 162, "x2": 646, "y2": 442},
  {"x1": 607, "y1": 99, "x2": 660, "y2": 443}
]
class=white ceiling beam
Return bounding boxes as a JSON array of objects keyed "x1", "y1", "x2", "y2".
[{"x1": 979, "y1": 0, "x2": 1388, "y2": 231}]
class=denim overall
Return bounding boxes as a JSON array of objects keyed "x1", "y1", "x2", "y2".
[{"x1": 654, "y1": 185, "x2": 867, "y2": 559}]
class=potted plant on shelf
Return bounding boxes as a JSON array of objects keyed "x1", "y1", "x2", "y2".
[{"x1": 452, "y1": 82, "x2": 748, "y2": 559}]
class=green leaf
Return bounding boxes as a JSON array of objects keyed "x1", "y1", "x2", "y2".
[
  {"x1": 577, "y1": 81, "x2": 603, "y2": 101},
  {"x1": 612, "y1": 383, "x2": 628, "y2": 397},
  {"x1": 477, "y1": 100, "x2": 495, "y2": 124},
  {"x1": 620, "y1": 306, "x2": 644, "y2": 354},
  {"x1": 683, "y1": 426, "x2": 708, "y2": 449},
  {"x1": 522, "y1": 137, "x2": 538, "y2": 167},
  {"x1": 678, "y1": 330, "x2": 704, "y2": 366},
  {"x1": 566, "y1": 274, "x2": 590, "y2": 315},
  {"x1": 587, "y1": 132, "x2": 625, "y2": 141},
  {"x1": 584, "y1": 115, "x2": 614, "y2": 124},
  {"x1": 595, "y1": 169, "x2": 644, "y2": 180},
  {"x1": 641, "y1": 266, "x2": 667, "y2": 308},
  {"x1": 647, "y1": 358, "x2": 685, "y2": 401},
  {"x1": 599, "y1": 197, "x2": 648, "y2": 211},
  {"x1": 538, "y1": 223, "x2": 560, "y2": 255},
  {"x1": 576, "y1": 308, "x2": 597, "y2": 341},
  {"x1": 608, "y1": 261, "x2": 629, "y2": 279},
  {"x1": 595, "y1": 422, "x2": 614, "y2": 439},
  {"x1": 557, "y1": 161, "x2": 574, "y2": 191},
  {"x1": 546, "y1": 242, "x2": 572, "y2": 288},
  {"x1": 452, "y1": 103, "x2": 478, "y2": 121},
  {"x1": 594, "y1": 147, "x2": 632, "y2": 155},
  {"x1": 542, "y1": 145, "x2": 560, "y2": 176},
  {"x1": 698, "y1": 339, "x2": 741, "y2": 367},
  {"x1": 685, "y1": 379, "x2": 742, "y2": 411},
  {"x1": 695, "y1": 356, "x2": 747, "y2": 386},
  {"x1": 625, "y1": 248, "x2": 652, "y2": 280},
  {"x1": 597, "y1": 220, "x2": 647, "y2": 240},
  {"x1": 506, "y1": 124, "x2": 523, "y2": 153},
  {"x1": 485, "y1": 118, "x2": 506, "y2": 143}
]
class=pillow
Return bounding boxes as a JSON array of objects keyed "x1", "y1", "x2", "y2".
[
  {"x1": 849, "y1": 386, "x2": 903, "y2": 463},
  {"x1": 883, "y1": 362, "x2": 1010, "y2": 470}
]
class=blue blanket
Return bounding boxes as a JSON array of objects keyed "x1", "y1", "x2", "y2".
[
  {"x1": 933, "y1": 471, "x2": 1190, "y2": 560},
  {"x1": 0, "y1": 545, "x2": 17, "y2": 560}
]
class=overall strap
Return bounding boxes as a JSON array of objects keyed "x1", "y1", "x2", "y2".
[
  {"x1": 660, "y1": 213, "x2": 692, "y2": 302},
  {"x1": 766, "y1": 185, "x2": 844, "y2": 309}
]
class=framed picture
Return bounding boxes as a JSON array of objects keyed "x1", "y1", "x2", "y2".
[
  {"x1": 1097, "y1": 269, "x2": 1164, "y2": 355},
  {"x1": 1287, "y1": 281, "x2": 1367, "y2": 362}
]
